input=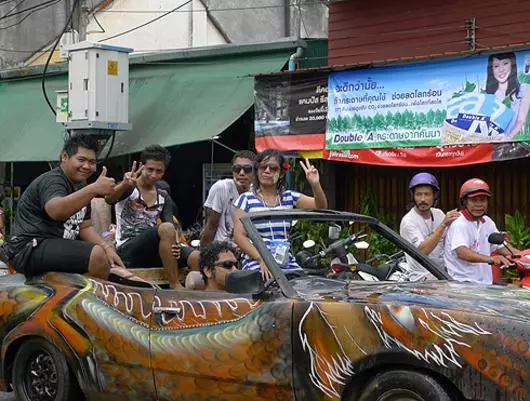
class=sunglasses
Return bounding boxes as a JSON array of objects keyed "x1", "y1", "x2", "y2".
[
  {"x1": 215, "y1": 260, "x2": 238, "y2": 269},
  {"x1": 232, "y1": 164, "x2": 253, "y2": 174},
  {"x1": 258, "y1": 163, "x2": 280, "y2": 173}
]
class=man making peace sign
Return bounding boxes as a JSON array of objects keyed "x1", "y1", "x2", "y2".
[{"x1": 105, "y1": 145, "x2": 199, "y2": 289}]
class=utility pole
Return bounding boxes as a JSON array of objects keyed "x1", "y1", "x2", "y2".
[{"x1": 69, "y1": 0, "x2": 89, "y2": 41}]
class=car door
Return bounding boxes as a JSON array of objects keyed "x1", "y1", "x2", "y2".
[
  {"x1": 150, "y1": 288, "x2": 295, "y2": 401},
  {"x1": 85, "y1": 278, "x2": 157, "y2": 400}
]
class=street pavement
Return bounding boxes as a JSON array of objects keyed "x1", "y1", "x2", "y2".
[{"x1": 0, "y1": 392, "x2": 14, "y2": 400}]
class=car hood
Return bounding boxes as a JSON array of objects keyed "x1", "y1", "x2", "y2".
[{"x1": 291, "y1": 277, "x2": 530, "y2": 323}]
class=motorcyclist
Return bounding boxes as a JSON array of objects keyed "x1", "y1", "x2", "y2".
[
  {"x1": 443, "y1": 178, "x2": 515, "y2": 284},
  {"x1": 400, "y1": 172, "x2": 459, "y2": 281}
]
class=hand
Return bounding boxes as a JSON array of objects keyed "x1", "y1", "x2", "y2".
[
  {"x1": 259, "y1": 260, "x2": 273, "y2": 281},
  {"x1": 172, "y1": 243, "x2": 181, "y2": 260},
  {"x1": 489, "y1": 254, "x2": 511, "y2": 267},
  {"x1": 442, "y1": 209, "x2": 460, "y2": 226},
  {"x1": 299, "y1": 158, "x2": 320, "y2": 187},
  {"x1": 105, "y1": 246, "x2": 126, "y2": 268},
  {"x1": 123, "y1": 161, "x2": 143, "y2": 188},
  {"x1": 92, "y1": 167, "x2": 116, "y2": 196}
]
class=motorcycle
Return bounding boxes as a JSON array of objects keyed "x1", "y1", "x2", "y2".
[
  {"x1": 488, "y1": 232, "x2": 530, "y2": 288},
  {"x1": 295, "y1": 225, "x2": 409, "y2": 282}
]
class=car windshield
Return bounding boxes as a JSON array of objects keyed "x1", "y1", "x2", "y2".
[{"x1": 240, "y1": 210, "x2": 449, "y2": 297}]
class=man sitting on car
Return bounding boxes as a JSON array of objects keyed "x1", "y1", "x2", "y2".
[
  {"x1": 199, "y1": 241, "x2": 238, "y2": 291},
  {"x1": 6, "y1": 133, "x2": 131, "y2": 280},
  {"x1": 105, "y1": 145, "x2": 199, "y2": 289}
]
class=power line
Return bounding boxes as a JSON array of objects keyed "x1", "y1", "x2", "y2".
[
  {"x1": 41, "y1": 0, "x2": 80, "y2": 116},
  {"x1": 0, "y1": 0, "x2": 60, "y2": 29},
  {"x1": 100, "y1": 0, "x2": 193, "y2": 42},
  {"x1": 94, "y1": 1, "x2": 325, "y2": 13},
  {"x1": 0, "y1": 0, "x2": 27, "y2": 19},
  {"x1": 0, "y1": 0, "x2": 61, "y2": 20}
]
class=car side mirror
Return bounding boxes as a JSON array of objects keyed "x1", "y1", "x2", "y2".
[{"x1": 225, "y1": 270, "x2": 264, "y2": 294}]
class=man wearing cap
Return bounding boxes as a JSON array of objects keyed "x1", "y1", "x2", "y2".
[
  {"x1": 400, "y1": 172, "x2": 460, "y2": 281},
  {"x1": 444, "y1": 178, "x2": 513, "y2": 284}
]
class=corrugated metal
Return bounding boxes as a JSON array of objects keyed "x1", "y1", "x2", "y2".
[
  {"x1": 329, "y1": 0, "x2": 530, "y2": 66},
  {"x1": 336, "y1": 157, "x2": 530, "y2": 231}
]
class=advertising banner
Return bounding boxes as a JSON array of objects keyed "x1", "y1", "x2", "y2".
[
  {"x1": 326, "y1": 51, "x2": 530, "y2": 150},
  {"x1": 255, "y1": 74, "x2": 327, "y2": 151}
]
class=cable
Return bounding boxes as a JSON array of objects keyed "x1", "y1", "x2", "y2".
[
  {"x1": 0, "y1": 0, "x2": 27, "y2": 19},
  {"x1": 0, "y1": 0, "x2": 60, "y2": 29},
  {"x1": 100, "y1": 0, "x2": 193, "y2": 42},
  {"x1": 41, "y1": 0, "x2": 80, "y2": 116},
  {"x1": 95, "y1": 2, "x2": 325, "y2": 13},
  {"x1": 0, "y1": 0, "x2": 60, "y2": 20}
]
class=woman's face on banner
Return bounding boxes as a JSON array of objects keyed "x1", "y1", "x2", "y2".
[{"x1": 492, "y1": 57, "x2": 512, "y2": 84}]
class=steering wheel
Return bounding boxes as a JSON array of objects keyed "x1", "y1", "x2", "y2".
[{"x1": 263, "y1": 270, "x2": 307, "y2": 291}]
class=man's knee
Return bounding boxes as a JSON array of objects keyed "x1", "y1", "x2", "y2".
[
  {"x1": 88, "y1": 245, "x2": 109, "y2": 279},
  {"x1": 187, "y1": 250, "x2": 200, "y2": 271},
  {"x1": 158, "y1": 222, "x2": 177, "y2": 240}
]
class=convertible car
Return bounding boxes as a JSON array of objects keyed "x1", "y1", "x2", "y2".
[{"x1": 0, "y1": 210, "x2": 529, "y2": 401}]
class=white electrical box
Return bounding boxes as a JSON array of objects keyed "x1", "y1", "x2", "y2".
[{"x1": 64, "y1": 41, "x2": 133, "y2": 130}]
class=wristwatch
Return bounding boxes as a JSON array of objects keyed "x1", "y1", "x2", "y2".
[{"x1": 487, "y1": 257, "x2": 494, "y2": 265}]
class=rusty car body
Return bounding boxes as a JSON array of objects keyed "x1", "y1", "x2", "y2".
[{"x1": 0, "y1": 210, "x2": 528, "y2": 401}]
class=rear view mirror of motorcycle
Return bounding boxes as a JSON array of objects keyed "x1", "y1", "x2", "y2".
[
  {"x1": 303, "y1": 240, "x2": 316, "y2": 249},
  {"x1": 488, "y1": 232, "x2": 504, "y2": 245},
  {"x1": 354, "y1": 241, "x2": 370, "y2": 250},
  {"x1": 328, "y1": 224, "x2": 341, "y2": 240}
]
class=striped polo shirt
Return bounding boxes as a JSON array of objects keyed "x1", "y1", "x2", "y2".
[{"x1": 234, "y1": 190, "x2": 302, "y2": 271}]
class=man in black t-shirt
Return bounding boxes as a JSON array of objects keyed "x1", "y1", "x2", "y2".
[
  {"x1": 106, "y1": 145, "x2": 199, "y2": 289},
  {"x1": 7, "y1": 133, "x2": 127, "y2": 279}
]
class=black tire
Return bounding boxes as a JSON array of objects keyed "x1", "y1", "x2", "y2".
[
  {"x1": 353, "y1": 370, "x2": 452, "y2": 401},
  {"x1": 12, "y1": 338, "x2": 82, "y2": 401}
]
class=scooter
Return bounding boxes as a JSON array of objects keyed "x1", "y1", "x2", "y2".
[
  {"x1": 295, "y1": 225, "x2": 409, "y2": 282},
  {"x1": 488, "y1": 232, "x2": 530, "y2": 287}
]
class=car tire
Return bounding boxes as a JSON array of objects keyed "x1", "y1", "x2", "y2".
[
  {"x1": 12, "y1": 338, "x2": 82, "y2": 401},
  {"x1": 354, "y1": 370, "x2": 452, "y2": 401}
]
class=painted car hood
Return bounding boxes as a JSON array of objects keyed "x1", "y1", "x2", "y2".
[{"x1": 291, "y1": 277, "x2": 530, "y2": 323}]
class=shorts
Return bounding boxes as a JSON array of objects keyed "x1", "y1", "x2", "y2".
[
  {"x1": 12, "y1": 238, "x2": 94, "y2": 277},
  {"x1": 117, "y1": 227, "x2": 193, "y2": 269}
]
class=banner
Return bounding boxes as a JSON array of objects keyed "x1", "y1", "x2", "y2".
[
  {"x1": 326, "y1": 50, "x2": 530, "y2": 150},
  {"x1": 255, "y1": 74, "x2": 327, "y2": 151},
  {"x1": 324, "y1": 142, "x2": 530, "y2": 167}
]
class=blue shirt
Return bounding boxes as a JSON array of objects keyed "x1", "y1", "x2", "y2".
[{"x1": 234, "y1": 190, "x2": 302, "y2": 271}]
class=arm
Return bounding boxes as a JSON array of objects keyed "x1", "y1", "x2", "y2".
[
  {"x1": 79, "y1": 220, "x2": 125, "y2": 268},
  {"x1": 506, "y1": 86, "x2": 530, "y2": 139},
  {"x1": 105, "y1": 180, "x2": 132, "y2": 205},
  {"x1": 455, "y1": 246, "x2": 510, "y2": 266},
  {"x1": 295, "y1": 159, "x2": 328, "y2": 209},
  {"x1": 46, "y1": 167, "x2": 115, "y2": 221},
  {"x1": 233, "y1": 208, "x2": 261, "y2": 261},
  {"x1": 200, "y1": 207, "x2": 221, "y2": 246},
  {"x1": 105, "y1": 162, "x2": 143, "y2": 205}
]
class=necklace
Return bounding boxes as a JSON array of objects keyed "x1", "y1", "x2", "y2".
[{"x1": 257, "y1": 189, "x2": 280, "y2": 208}]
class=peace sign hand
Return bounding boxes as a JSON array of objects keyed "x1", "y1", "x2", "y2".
[
  {"x1": 123, "y1": 161, "x2": 143, "y2": 188},
  {"x1": 299, "y1": 158, "x2": 320, "y2": 187}
]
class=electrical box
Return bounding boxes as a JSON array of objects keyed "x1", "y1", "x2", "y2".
[{"x1": 63, "y1": 41, "x2": 133, "y2": 131}]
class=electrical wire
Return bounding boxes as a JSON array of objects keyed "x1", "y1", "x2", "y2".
[
  {"x1": 0, "y1": 0, "x2": 60, "y2": 20},
  {"x1": 0, "y1": 0, "x2": 60, "y2": 29},
  {"x1": 100, "y1": 0, "x2": 193, "y2": 42},
  {"x1": 41, "y1": 0, "x2": 80, "y2": 116},
  {"x1": 0, "y1": 0, "x2": 27, "y2": 19}
]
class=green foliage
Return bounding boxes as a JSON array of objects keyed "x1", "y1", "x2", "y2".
[
  {"x1": 505, "y1": 211, "x2": 530, "y2": 250},
  {"x1": 359, "y1": 191, "x2": 399, "y2": 258},
  {"x1": 327, "y1": 109, "x2": 446, "y2": 133},
  {"x1": 2, "y1": 205, "x2": 13, "y2": 237}
]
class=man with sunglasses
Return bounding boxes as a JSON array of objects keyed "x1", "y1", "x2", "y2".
[
  {"x1": 200, "y1": 150, "x2": 256, "y2": 246},
  {"x1": 199, "y1": 241, "x2": 238, "y2": 291}
]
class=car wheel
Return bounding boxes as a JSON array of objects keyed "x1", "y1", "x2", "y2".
[
  {"x1": 354, "y1": 370, "x2": 452, "y2": 401},
  {"x1": 13, "y1": 338, "x2": 82, "y2": 401}
]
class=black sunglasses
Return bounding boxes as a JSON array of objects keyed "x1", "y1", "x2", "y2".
[
  {"x1": 215, "y1": 260, "x2": 239, "y2": 269},
  {"x1": 231, "y1": 164, "x2": 253, "y2": 174}
]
